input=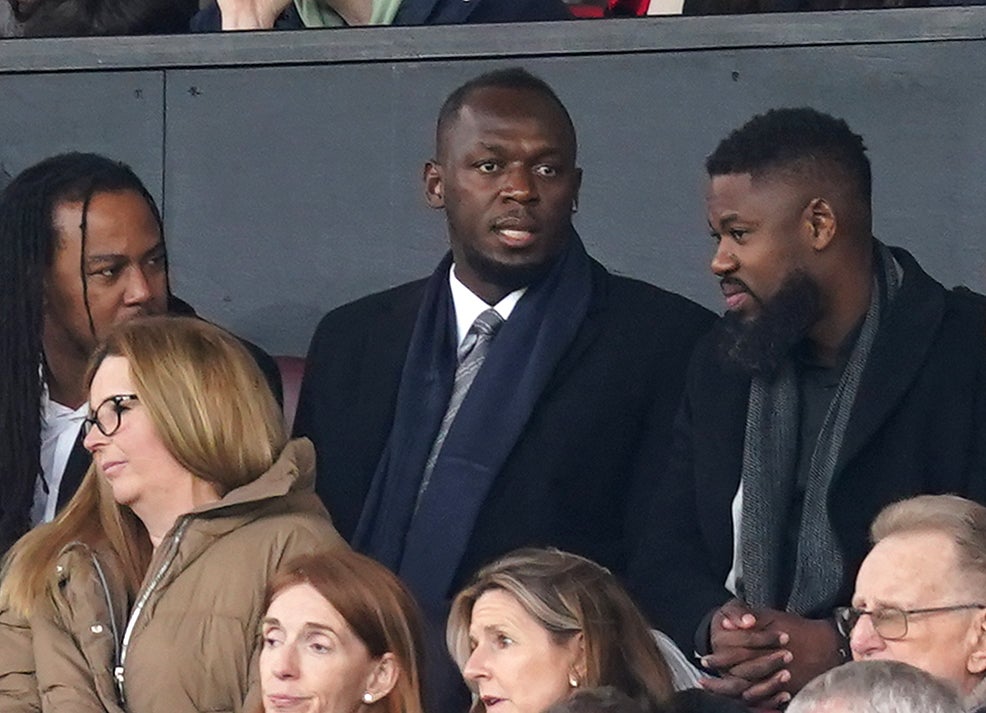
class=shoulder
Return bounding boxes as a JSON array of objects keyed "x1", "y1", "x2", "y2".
[
  {"x1": 309, "y1": 278, "x2": 429, "y2": 341},
  {"x1": 594, "y1": 264, "x2": 717, "y2": 331},
  {"x1": 218, "y1": 495, "x2": 344, "y2": 554}
]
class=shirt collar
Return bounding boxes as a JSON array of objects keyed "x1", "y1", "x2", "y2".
[{"x1": 448, "y1": 265, "x2": 526, "y2": 348}]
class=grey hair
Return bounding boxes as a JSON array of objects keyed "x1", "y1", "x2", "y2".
[
  {"x1": 871, "y1": 494, "x2": 986, "y2": 595},
  {"x1": 786, "y1": 661, "x2": 964, "y2": 713}
]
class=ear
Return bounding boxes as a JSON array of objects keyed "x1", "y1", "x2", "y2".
[
  {"x1": 966, "y1": 611, "x2": 986, "y2": 675},
  {"x1": 570, "y1": 167, "x2": 584, "y2": 215},
  {"x1": 424, "y1": 160, "x2": 445, "y2": 209},
  {"x1": 569, "y1": 631, "x2": 587, "y2": 682},
  {"x1": 804, "y1": 197, "x2": 837, "y2": 251},
  {"x1": 363, "y1": 653, "x2": 400, "y2": 704}
]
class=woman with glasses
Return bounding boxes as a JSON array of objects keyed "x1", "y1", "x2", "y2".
[
  {"x1": 837, "y1": 494, "x2": 986, "y2": 712},
  {"x1": 0, "y1": 316, "x2": 344, "y2": 713}
]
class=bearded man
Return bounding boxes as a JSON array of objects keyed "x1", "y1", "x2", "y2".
[{"x1": 629, "y1": 107, "x2": 986, "y2": 709}]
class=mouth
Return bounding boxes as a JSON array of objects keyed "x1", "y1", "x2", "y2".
[
  {"x1": 99, "y1": 460, "x2": 126, "y2": 475},
  {"x1": 481, "y1": 696, "x2": 506, "y2": 708},
  {"x1": 720, "y1": 279, "x2": 751, "y2": 311},
  {"x1": 491, "y1": 217, "x2": 539, "y2": 247},
  {"x1": 265, "y1": 694, "x2": 311, "y2": 710}
]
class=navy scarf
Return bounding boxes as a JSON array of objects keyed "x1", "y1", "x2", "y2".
[{"x1": 354, "y1": 232, "x2": 593, "y2": 607}]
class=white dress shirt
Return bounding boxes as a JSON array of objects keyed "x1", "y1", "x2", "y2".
[
  {"x1": 448, "y1": 265, "x2": 526, "y2": 346},
  {"x1": 30, "y1": 389, "x2": 87, "y2": 526}
]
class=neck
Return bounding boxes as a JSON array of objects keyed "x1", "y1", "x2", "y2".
[
  {"x1": 41, "y1": 338, "x2": 90, "y2": 409},
  {"x1": 807, "y1": 245, "x2": 875, "y2": 367},
  {"x1": 135, "y1": 475, "x2": 222, "y2": 549},
  {"x1": 331, "y1": 0, "x2": 373, "y2": 24}
]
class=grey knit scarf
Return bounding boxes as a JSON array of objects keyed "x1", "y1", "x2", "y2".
[{"x1": 739, "y1": 242, "x2": 901, "y2": 614}]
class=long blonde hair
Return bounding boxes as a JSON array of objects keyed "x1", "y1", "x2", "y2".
[{"x1": 1, "y1": 315, "x2": 285, "y2": 615}]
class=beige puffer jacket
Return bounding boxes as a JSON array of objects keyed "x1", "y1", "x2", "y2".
[
  {"x1": 0, "y1": 437, "x2": 344, "y2": 713},
  {"x1": 0, "y1": 541, "x2": 130, "y2": 713},
  {"x1": 117, "y1": 437, "x2": 345, "y2": 713}
]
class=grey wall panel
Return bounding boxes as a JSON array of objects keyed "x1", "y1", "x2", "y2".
[
  {"x1": 162, "y1": 39, "x2": 986, "y2": 356},
  {"x1": 0, "y1": 71, "x2": 164, "y2": 202}
]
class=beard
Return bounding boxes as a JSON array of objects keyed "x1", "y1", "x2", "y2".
[{"x1": 714, "y1": 269, "x2": 823, "y2": 379}]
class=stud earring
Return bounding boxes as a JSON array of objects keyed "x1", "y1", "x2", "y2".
[
  {"x1": 571, "y1": 200, "x2": 579, "y2": 214},
  {"x1": 362, "y1": 692, "x2": 374, "y2": 704},
  {"x1": 569, "y1": 673, "x2": 579, "y2": 688}
]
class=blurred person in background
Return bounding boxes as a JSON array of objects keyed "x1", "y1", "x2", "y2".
[
  {"x1": 786, "y1": 660, "x2": 964, "y2": 713},
  {"x1": 191, "y1": 0, "x2": 571, "y2": 32}
]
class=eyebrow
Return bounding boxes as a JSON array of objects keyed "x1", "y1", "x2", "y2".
[
  {"x1": 261, "y1": 617, "x2": 338, "y2": 635},
  {"x1": 85, "y1": 241, "x2": 166, "y2": 264}
]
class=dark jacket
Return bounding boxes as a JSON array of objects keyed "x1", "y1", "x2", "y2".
[
  {"x1": 294, "y1": 257, "x2": 714, "y2": 594},
  {"x1": 191, "y1": 0, "x2": 572, "y2": 32},
  {"x1": 628, "y1": 246, "x2": 986, "y2": 652}
]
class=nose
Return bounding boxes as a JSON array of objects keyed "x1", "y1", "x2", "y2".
[
  {"x1": 710, "y1": 240, "x2": 738, "y2": 277},
  {"x1": 82, "y1": 420, "x2": 107, "y2": 453},
  {"x1": 271, "y1": 643, "x2": 300, "y2": 680},
  {"x1": 462, "y1": 646, "x2": 490, "y2": 683},
  {"x1": 501, "y1": 165, "x2": 538, "y2": 203},
  {"x1": 849, "y1": 613, "x2": 885, "y2": 660},
  {"x1": 123, "y1": 267, "x2": 153, "y2": 306}
]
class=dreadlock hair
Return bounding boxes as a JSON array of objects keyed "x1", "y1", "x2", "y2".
[
  {"x1": 435, "y1": 67, "x2": 578, "y2": 160},
  {"x1": 0, "y1": 152, "x2": 166, "y2": 554},
  {"x1": 706, "y1": 106, "x2": 872, "y2": 207}
]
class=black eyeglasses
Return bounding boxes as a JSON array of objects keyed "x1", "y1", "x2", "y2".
[
  {"x1": 82, "y1": 394, "x2": 140, "y2": 437},
  {"x1": 835, "y1": 603, "x2": 986, "y2": 641}
]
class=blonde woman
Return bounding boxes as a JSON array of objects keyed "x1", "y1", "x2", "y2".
[
  {"x1": 447, "y1": 548, "x2": 676, "y2": 713},
  {"x1": 0, "y1": 316, "x2": 344, "y2": 713}
]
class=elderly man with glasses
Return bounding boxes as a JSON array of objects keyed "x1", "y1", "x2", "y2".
[{"x1": 838, "y1": 494, "x2": 986, "y2": 712}]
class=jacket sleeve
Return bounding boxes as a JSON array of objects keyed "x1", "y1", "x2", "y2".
[{"x1": 0, "y1": 604, "x2": 41, "y2": 713}]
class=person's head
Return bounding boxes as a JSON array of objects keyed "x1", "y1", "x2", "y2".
[
  {"x1": 542, "y1": 687, "x2": 645, "y2": 713},
  {"x1": 260, "y1": 550, "x2": 426, "y2": 713},
  {"x1": 447, "y1": 548, "x2": 673, "y2": 713},
  {"x1": 424, "y1": 68, "x2": 582, "y2": 304},
  {"x1": 82, "y1": 316, "x2": 285, "y2": 518},
  {"x1": 0, "y1": 152, "x2": 169, "y2": 550},
  {"x1": 843, "y1": 495, "x2": 986, "y2": 697},
  {"x1": 11, "y1": 0, "x2": 198, "y2": 36},
  {"x1": 704, "y1": 108, "x2": 873, "y2": 375},
  {"x1": 786, "y1": 660, "x2": 964, "y2": 713}
]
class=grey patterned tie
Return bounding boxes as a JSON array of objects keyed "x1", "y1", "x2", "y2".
[{"x1": 416, "y1": 307, "x2": 505, "y2": 505}]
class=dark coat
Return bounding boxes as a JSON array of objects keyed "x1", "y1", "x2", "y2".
[
  {"x1": 191, "y1": 0, "x2": 571, "y2": 32},
  {"x1": 294, "y1": 257, "x2": 715, "y2": 595},
  {"x1": 628, "y1": 246, "x2": 986, "y2": 652}
]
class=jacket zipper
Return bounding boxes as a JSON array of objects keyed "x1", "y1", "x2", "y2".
[
  {"x1": 114, "y1": 517, "x2": 190, "y2": 704},
  {"x1": 88, "y1": 550, "x2": 122, "y2": 674}
]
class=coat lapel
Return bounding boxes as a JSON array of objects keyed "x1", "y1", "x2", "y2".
[{"x1": 834, "y1": 249, "x2": 945, "y2": 477}]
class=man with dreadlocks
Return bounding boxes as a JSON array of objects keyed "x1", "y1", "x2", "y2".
[{"x1": 0, "y1": 152, "x2": 281, "y2": 553}]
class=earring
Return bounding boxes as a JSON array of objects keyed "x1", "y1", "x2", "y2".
[
  {"x1": 362, "y1": 693, "x2": 374, "y2": 704},
  {"x1": 571, "y1": 200, "x2": 579, "y2": 214},
  {"x1": 568, "y1": 673, "x2": 579, "y2": 688}
]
